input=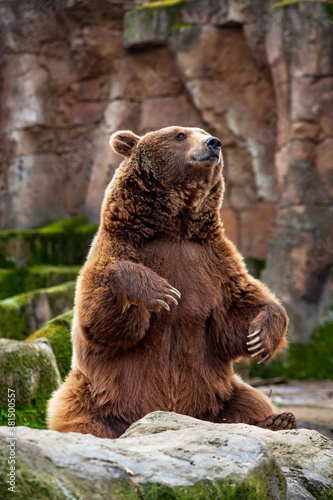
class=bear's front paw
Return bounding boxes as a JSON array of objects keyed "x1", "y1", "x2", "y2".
[
  {"x1": 246, "y1": 303, "x2": 288, "y2": 364},
  {"x1": 111, "y1": 261, "x2": 181, "y2": 313}
]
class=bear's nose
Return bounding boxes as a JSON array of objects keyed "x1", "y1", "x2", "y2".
[{"x1": 205, "y1": 136, "x2": 221, "y2": 154}]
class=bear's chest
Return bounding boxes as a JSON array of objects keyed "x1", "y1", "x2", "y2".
[{"x1": 139, "y1": 239, "x2": 221, "y2": 322}]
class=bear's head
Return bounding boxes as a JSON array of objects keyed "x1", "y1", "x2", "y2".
[
  {"x1": 110, "y1": 126, "x2": 223, "y2": 188},
  {"x1": 106, "y1": 127, "x2": 224, "y2": 238}
]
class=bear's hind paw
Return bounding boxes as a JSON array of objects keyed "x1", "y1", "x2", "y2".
[{"x1": 256, "y1": 412, "x2": 297, "y2": 431}]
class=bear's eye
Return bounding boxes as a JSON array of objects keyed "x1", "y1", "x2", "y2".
[{"x1": 175, "y1": 133, "x2": 187, "y2": 141}]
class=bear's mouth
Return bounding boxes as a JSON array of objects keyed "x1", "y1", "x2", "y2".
[{"x1": 192, "y1": 152, "x2": 220, "y2": 163}]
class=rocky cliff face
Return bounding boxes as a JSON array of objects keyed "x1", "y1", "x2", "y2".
[{"x1": 0, "y1": 0, "x2": 332, "y2": 340}]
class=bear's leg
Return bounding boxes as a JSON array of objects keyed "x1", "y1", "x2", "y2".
[
  {"x1": 47, "y1": 370, "x2": 130, "y2": 439},
  {"x1": 214, "y1": 381, "x2": 296, "y2": 430}
]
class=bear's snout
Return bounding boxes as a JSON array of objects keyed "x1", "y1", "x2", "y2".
[{"x1": 205, "y1": 136, "x2": 222, "y2": 156}]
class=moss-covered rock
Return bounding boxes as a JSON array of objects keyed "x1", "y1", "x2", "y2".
[
  {"x1": 124, "y1": 0, "x2": 185, "y2": 49},
  {"x1": 0, "y1": 215, "x2": 97, "y2": 269},
  {"x1": 250, "y1": 319, "x2": 333, "y2": 380},
  {"x1": 0, "y1": 265, "x2": 80, "y2": 300},
  {"x1": 0, "y1": 338, "x2": 61, "y2": 430},
  {"x1": 0, "y1": 412, "x2": 289, "y2": 500},
  {"x1": 29, "y1": 310, "x2": 73, "y2": 380},
  {"x1": 0, "y1": 282, "x2": 75, "y2": 340}
]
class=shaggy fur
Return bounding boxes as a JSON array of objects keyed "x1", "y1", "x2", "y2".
[{"x1": 47, "y1": 126, "x2": 293, "y2": 438}]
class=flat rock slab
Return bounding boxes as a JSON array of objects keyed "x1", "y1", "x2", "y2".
[{"x1": 0, "y1": 412, "x2": 332, "y2": 500}]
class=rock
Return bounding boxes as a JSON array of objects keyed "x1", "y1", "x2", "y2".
[
  {"x1": 109, "y1": 48, "x2": 183, "y2": 102},
  {"x1": 262, "y1": 3, "x2": 333, "y2": 342},
  {"x1": 140, "y1": 94, "x2": 203, "y2": 133},
  {"x1": 85, "y1": 133, "x2": 123, "y2": 223},
  {"x1": 123, "y1": 1, "x2": 184, "y2": 49},
  {"x1": 0, "y1": 216, "x2": 96, "y2": 268},
  {"x1": 0, "y1": 281, "x2": 75, "y2": 340},
  {"x1": 29, "y1": 310, "x2": 73, "y2": 380},
  {"x1": 317, "y1": 139, "x2": 333, "y2": 198},
  {"x1": 0, "y1": 412, "x2": 332, "y2": 499},
  {"x1": 2, "y1": 54, "x2": 49, "y2": 129},
  {"x1": 220, "y1": 206, "x2": 238, "y2": 245},
  {"x1": 0, "y1": 265, "x2": 80, "y2": 301},
  {"x1": 182, "y1": 0, "x2": 251, "y2": 25},
  {"x1": 240, "y1": 203, "x2": 276, "y2": 259},
  {"x1": 6, "y1": 154, "x2": 68, "y2": 229},
  {"x1": 0, "y1": 338, "x2": 61, "y2": 410}
]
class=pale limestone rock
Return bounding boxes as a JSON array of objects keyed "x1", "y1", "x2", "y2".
[{"x1": 0, "y1": 412, "x2": 331, "y2": 499}]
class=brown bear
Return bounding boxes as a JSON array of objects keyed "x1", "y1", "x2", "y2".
[{"x1": 47, "y1": 126, "x2": 296, "y2": 438}]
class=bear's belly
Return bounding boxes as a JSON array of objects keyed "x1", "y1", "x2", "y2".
[
  {"x1": 122, "y1": 238, "x2": 233, "y2": 418},
  {"x1": 139, "y1": 238, "x2": 221, "y2": 318}
]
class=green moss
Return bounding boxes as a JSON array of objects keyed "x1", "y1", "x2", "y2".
[
  {"x1": 29, "y1": 310, "x2": 73, "y2": 380},
  {"x1": 0, "y1": 215, "x2": 97, "y2": 269},
  {"x1": 0, "y1": 269, "x2": 24, "y2": 299},
  {"x1": 0, "y1": 407, "x2": 46, "y2": 429},
  {"x1": 271, "y1": 0, "x2": 333, "y2": 23},
  {"x1": 38, "y1": 215, "x2": 92, "y2": 234},
  {"x1": 169, "y1": 21, "x2": 194, "y2": 32},
  {"x1": 0, "y1": 282, "x2": 75, "y2": 340},
  {"x1": 250, "y1": 320, "x2": 333, "y2": 380},
  {"x1": 324, "y1": 2, "x2": 333, "y2": 22},
  {"x1": 0, "y1": 340, "x2": 61, "y2": 431},
  {"x1": 0, "y1": 295, "x2": 30, "y2": 341},
  {"x1": 0, "y1": 453, "x2": 140, "y2": 500},
  {"x1": 0, "y1": 265, "x2": 80, "y2": 300},
  {"x1": 0, "y1": 339, "x2": 60, "y2": 414},
  {"x1": 300, "y1": 474, "x2": 333, "y2": 500},
  {"x1": 0, "y1": 457, "x2": 73, "y2": 500},
  {"x1": 271, "y1": 0, "x2": 324, "y2": 8},
  {"x1": 140, "y1": 472, "x2": 286, "y2": 499},
  {"x1": 132, "y1": 0, "x2": 184, "y2": 10},
  {"x1": 24, "y1": 265, "x2": 80, "y2": 292},
  {"x1": 244, "y1": 257, "x2": 266, "y2": 279}
]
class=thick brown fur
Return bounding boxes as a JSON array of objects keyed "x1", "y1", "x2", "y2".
[{"x1": 47, "y1": 126, "x2": 292, "y2": 438}]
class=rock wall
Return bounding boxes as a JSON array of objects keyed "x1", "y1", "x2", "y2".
[{"x1": 0, "y1": 0, "x2": 332, "y2": 340}]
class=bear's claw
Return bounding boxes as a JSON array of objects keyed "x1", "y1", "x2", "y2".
[
  {"x1": 170, "y1": 287, "x2": 181, "y2": 299},
  {"x1": 257, "y1": 353, "x2": 270, "y2": 364},
  {"x1": 257, "y1": 412, "x2": 297, "y2": 431},
  {"x1": 152, "y1": 286, "x2": 181, "y2": 312},
  {"x1": 248, "y1": 329, "x2": 261, "y2": 338},
  {"x1": 155, "y1": 299, "x2": 170, "y2": 311},
  {"x1": 165, "y1": 294, "x2": 178, "y2": 306},
  {"x1": 246, "y1": 329, "x2": 271, "y2": 363}
]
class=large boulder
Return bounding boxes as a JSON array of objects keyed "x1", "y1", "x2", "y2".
[
  {"x1": 0, "y1": 281, "x2": 75, "y2": 340},
  {"x1": 0, "y1": 216, "x2": 96, "y2": 269},
  {"x1": 29, "y1": 310, "x2": 73, "y2": 380},
  {"x1": 0, "y1": 265, "x2": 80, "y2": 300},
  {"x1": 0, "y1": 338, "x2": 61, "y2": 429},
  {"x1": 0, "y1": 412, "x2": 331, "y2": 499}
]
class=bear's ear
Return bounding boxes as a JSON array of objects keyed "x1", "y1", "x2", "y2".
[{"x1": 109, "y1": 130, "x2": 140, "y2": 157}]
